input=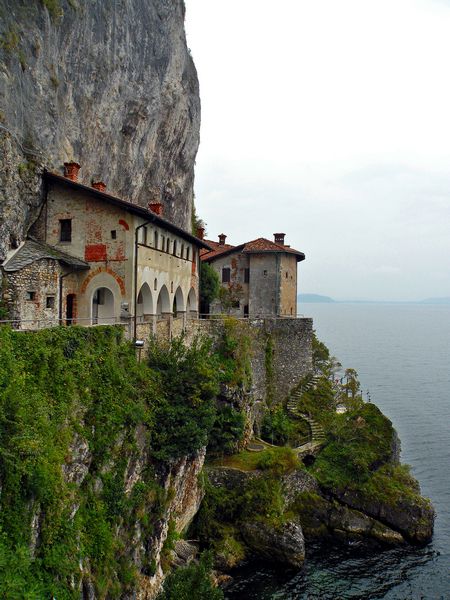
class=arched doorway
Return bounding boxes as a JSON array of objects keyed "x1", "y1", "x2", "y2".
[
  {"x1": 66, "y1": 294, "x2": 76, "y2": 325},
  {"x1": 92, "y1": 287, "x2": 115, "y2": 324},
  {"x1": 156, "y1": 285, "x2": 171, "y2": 318},
  {"x1": 137, "y1": 283, "x2": 153, "y2": 322}
]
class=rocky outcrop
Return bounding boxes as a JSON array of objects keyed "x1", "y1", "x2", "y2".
[
  {"x1": 241, "y1": 520, "x2": 305, "y2": 567},
  {"x1": 332, "y1": 487, "x2": 435, "y2": 544},
  {"x1": 293, "y1": 492, "x2": 405, "y2": 546},
  {"x1": 0, "y1": 0, "x2": 199, "y2": 261}
]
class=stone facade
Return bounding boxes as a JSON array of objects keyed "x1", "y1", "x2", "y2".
[
  {"x1": 185, "y1": 316, "x2": 313, "y2": 408},
  {"x1": 1, "y1": 169, "x2": 208, "y2": 331},
  {"x1": 201, "y1": 234, "x2": 304, "y2": 318}
]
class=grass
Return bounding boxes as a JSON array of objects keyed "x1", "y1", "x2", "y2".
[{"x1": 208, "y1": 445, "x2": 300, "y2": 474}]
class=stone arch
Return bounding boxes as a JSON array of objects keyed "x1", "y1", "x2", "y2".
[
  {"x1": 91, "y1": 286, "x2": 115, "y2": 325},
  {"x1": 173, "y1": 286, "x2": 185, "y2": 316},
  {"x1": 137, "y1": 282, "x2": 154, "y2": 321},
  {"x1": 156, "y1": 284, "x2": 171, "y2": 316},
  {"x1": 82, "y1": 271, "x2": 122, "y2": 325},
  {"x1": 187, "y1": 287, "x2": 198, "y2": 317}
]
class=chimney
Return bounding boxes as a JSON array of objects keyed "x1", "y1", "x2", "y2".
[
  {"x1": 149, "y1": 202, "x2": 163, "y2": 216},
  {"x1": 274, "y1": 232, "x2": 286, "y2": 245},
  {"x1": 218, "y1": 233, "x2": 227, "y2": 246},
  {"x1": 92, "y1": 180, "x2": 106, "y2": 192},
  {"x1": 196, "y1": 226, "x2": 205, "y2": 240},
  {"x1": 64, "y1": 161, "x2": 81, "y2": 181}
]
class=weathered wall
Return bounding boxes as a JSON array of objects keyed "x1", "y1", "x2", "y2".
[
  {"x1": 0, "y1": 0, "x2": 199, "y2": 262},
  {"x1": 279, "y1": 254, "x2": 297, "y2": 317},
  {"x1": 248, "y1": 254, "x2": 279, "y2": 316},
  {"x1": 209, "y1": 251, "x2": 250, "y2": 317},
  {"x1": 2, "y1": 257, "x2": 62, "y2": 327},
  {"x1": 185, "y1": 316, "x2": 314, "y2": 411}
]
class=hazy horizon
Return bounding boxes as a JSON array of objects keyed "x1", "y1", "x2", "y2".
[{"x1": 185, "y1": 0, "x2": 450, "y2": 302}]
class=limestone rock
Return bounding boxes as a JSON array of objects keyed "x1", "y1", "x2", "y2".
[
  {"x1": 0, "y1": 0, "x2": 199, "y2": 262},
  {"x1": 241, "y1": 520, "x2": 305, "y2": 567}
]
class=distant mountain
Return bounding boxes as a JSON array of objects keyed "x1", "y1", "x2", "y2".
[
  {"x1": 419, "y1": 297, "x2": 450, "y2": 305},
  {"x1": 298, "y1": 294, "x2": 336, "y2": 303}
]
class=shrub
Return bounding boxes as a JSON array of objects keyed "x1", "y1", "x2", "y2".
[
  {"x1": 207, "y1": 405, "x2": 245, "y2": 456},
  {"x1": 157, "y1": 551, "x2": 223, "y2": 600}
]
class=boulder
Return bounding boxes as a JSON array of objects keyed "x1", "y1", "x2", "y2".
[{"x1": 241, "y1": 520, "x2": 305, "y2": 567}]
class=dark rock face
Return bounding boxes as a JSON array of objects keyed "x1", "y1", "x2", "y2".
[
  {"x1": 333, "y1": 488, "x2": 435, "y2": 544},
  {"x1": 241, "y1": 520, "x2": 305, "y2": 568},
  {"x1": 0, "y1": 0, "x2": 199, "y2": 261}
]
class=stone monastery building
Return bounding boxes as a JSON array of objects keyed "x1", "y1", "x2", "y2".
[
  {"x1": 1, "y1": 162, "x2": 210, "y2": 333},
  {"x1": 200, "y1": 231, "x2": 305, "y2": 318}
]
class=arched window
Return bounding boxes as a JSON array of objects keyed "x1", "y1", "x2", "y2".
[
  {"x1": 154, "y1": 278, "x2": 157, "y2": 291},
  {"x1": 173, "y1": 240, "x2": 177, "y2": 256},
  {"x1": 186, "y1": 247, "x2": 190, "y2": 261},
  {"x1": 166, "y1": 238, "x2": 170, "y2": 253},
  {"x1": 181, "y1": 244, "x2": 184, "y2": 259},
  {"x1": 154, "y1": 230, "x2": 158, "y2": 248},
  {"x1": 161, "y1": 235, "x2": 165, "y2": 251}
]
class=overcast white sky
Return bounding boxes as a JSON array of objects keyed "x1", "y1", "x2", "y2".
[{"x1": 184, "y1": 0, "x2": 450, "y2": 301}]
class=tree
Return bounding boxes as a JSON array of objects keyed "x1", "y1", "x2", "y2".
[
  {"x1": 218, "y1": 283, "x2": 244, "y2": 314},
  {"x1": 200, "y1": 263, "x2": 220, "y2": 310}
]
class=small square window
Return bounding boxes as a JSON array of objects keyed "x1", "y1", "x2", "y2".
[
  {"x1": 222, "y1": 267, "x2": 230, "y2": 283},
  {"x1": 263, "y1": 270, "x2": 268, "y2": 277},
  {"x1": 46, "y1": 296, "x2": 55, "y2": 309},
  {"x1": 111, "y1": 230, "x2": 117, "y2": 240},
  {"x1": 59, "y1": 219, "x2": 72, "y2": 242},
  {"x1": 25, "y1": 291, "x2": 36, "y2": 301}
]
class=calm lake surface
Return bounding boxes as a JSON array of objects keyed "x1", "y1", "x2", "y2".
[{"x1": 225, "y1": 303, "x2": 450, "y2": 600}]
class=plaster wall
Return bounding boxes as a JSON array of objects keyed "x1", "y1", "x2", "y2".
[
  {"x1": 279, "y1": 254, "x2": 298, "y2": 316},
  {"x1": 208, "y1": 251, "x2": 249, "y2": 316},
  {"x1": 248, "y1": 254, "x2": 279, "y2": 316},
  {"x1": 33, "y1": 182, "x2": 199, "y2": 324}
]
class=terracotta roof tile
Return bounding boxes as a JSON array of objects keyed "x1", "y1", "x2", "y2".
[{"x1": 201, "y1": 237, "x2": 305, "y2": 262}]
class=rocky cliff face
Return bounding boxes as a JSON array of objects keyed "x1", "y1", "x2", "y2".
[{"x1": 0, "y1": 0, "x2": 199, "y2": 260}]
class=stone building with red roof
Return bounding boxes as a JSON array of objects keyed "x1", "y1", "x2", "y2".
[{"x1": 200, "y1": 231, "x2": 305, "y2": 317}]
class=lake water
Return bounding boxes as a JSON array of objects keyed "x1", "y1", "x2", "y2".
[{"x1": 225, "y1": 303, "x2": 450, "y2": 600}]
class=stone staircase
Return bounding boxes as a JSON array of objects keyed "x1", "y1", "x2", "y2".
[{"x1": 287, "y1": 386, "x2": 326, "y2": 451}]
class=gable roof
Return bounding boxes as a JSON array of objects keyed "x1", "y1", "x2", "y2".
[
  {"x1": 2, "y1": 238, "x2": 90, "y2": 272},
  {"x1": 44, "y1": 171, "x2": 211, "y2": 250},
  {"x1": 201, "y1": 237, "x2": 305, "y2": 262}
]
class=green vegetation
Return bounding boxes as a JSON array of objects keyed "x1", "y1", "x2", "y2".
[
  {"x1": 312, "y1": 402, "x2": 396, "y2": 489},
  {"x1": 214, "y1": 317, "x2": 252, "y2": 387},
  {"x1": 200, "y1": 262, "x2": 220, "y2": 308},
  {"x1": 41, "y1": 0, "x2": 63, "y2": 19},
  {"x1": 209, "y1": 445, "x2": 300, "y2": 474},
  {"x1": 157, "y1": 551, "x2": 223, "y2": 600},
  {"x1": 264, "y1": 333, "x2": 275, "y2": 404},
  {"x1": 147, "y1": 336, "x2": 219, "y2": 461},
  {"x1": 207, "y1": 405, "x2": 245, "y2": 456},
  {"x1": 194, "y1": 449, "x2": 298, "y2": 560},
  {"x1": 261, "y1": 406, "x2": 309, "y2": 447},
  {"x1": 0, "y1": 28, "x2": 19, "y2": 52},
  {"x1": 0, "y1": 327, "x2": 221, "y2": 597}
]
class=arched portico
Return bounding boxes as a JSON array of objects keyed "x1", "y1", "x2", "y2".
[
  {"x1": 187, "y1": 287, "x2": 198, "y2": 318},
  {"x1": 156, "y1": 285, "x2": 171, "y2": 317},
  {"x1": 137, "y1": 283, "x2": 154, "y2": 322},
  {"x1": 173, "y1": 286, "x2": 185, "y2": 317}
]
